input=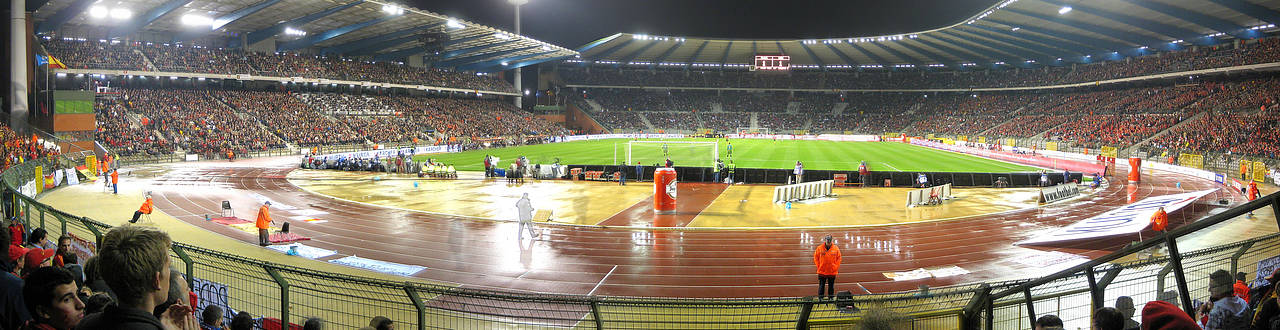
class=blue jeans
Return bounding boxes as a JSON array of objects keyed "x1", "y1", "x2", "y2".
[
  {"x1": 713, "y1": 171, "x2": 721, "y2": 183},
  {"x1": 113, "y1": 183, "x2": 118, "y2": 194}
]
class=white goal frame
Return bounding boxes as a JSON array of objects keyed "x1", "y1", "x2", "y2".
[
  {"x1": 736, "y1": 127, "x2": 771, "y2": 135},
  {"x1": 621, "y1": 141, "x2": 719, "y2": 168}
]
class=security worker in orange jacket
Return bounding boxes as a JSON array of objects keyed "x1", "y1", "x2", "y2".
[
  {"x1": 1150, "y1": 206, "x2": 1168, "y2": 232},
  {"x1": 256, "y1": 201, "x2": 274, "y2": 246},
  {"x1": 130, "y1": 193, "x2": 153, "y2": 223},
  {"x1": 813, "y1": 235, "x2": 842, "y2": 298},
  {"x1": 110, "y1": 169, "x2": 119, "y2": 194},
  {"x1": 1249, "y1": 181, "x2": 1261, "y2": 216},
  {"x1": 1242, "y1": 162, "x2": 1250, "y2": 180}
]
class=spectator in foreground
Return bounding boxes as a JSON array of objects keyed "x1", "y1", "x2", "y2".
[
  {"x1": 1093, "y1": 307, "x2": 1125, "y2": 330},
  {"x1": 0, "y1": 229, "x2": 30, "y2": 328},
  {"x1": 21, "y1": 266, "x2": 85, "y2": 330},
  {"x1": 1114, "y1": 296, "x2": 1140, "y2": 330},
  {"x1": 1235, "y1": 272, "x2": 1250, "y2": 303},
  {"x1": 77, "y1": 225, "x2": 196, "y2": 330},
  {"x1": 1142, "y1": 300, "x2": 1199, "y2": 330},
  {"x1": 1033, "y1": 314, "x2": 1063, "y2": 330},
  {"x1": 199, "y1": 305, "x2": 224, "y2": 330},
  {"x1": 229, "y1": 311, "x2": 252, "y2": 330},
  {"x1": 369, "y1": 316, "x2": 393, "y2": 330},
  {"x1": 303, "y1": 317, "x2": 323, "y2": 330},
  {"x1": 1199, "y1": 269, "x2": 1249, "y2": 329}
]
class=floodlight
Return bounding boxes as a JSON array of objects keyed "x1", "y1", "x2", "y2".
[
  {"x1": 501, "y1": 61, "x2": 509, "y2": 66},
  {"x1": 89, "y1": 6, "x2": 108, "y2": 18},
  {"x1": 508, "y1": 0, "x2": 529, "y2": 5},
  {"x1": 109, "y1": 8, "x2": 132, "y2": 19},
  {"x1": 1058, "y1": 6, "x2": 1072, "y2": 14},
  {"x1": 542, "y1": 45, "x2": 551, "y2": 51},
  {"x1": 382, "y1": 4, "x2": 404, "y2": 15},
  {"x1": 495, "y1": 33, "x2": 511, "y2": 39},
  {"x1": 446, "y1": 19, "x2": 464, "y2": 29},
  {"x1": 181, "y1": 14, "x2": 213, "y2": 26}
]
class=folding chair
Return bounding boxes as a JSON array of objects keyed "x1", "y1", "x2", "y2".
[{"x1": 221, "y1": 201, "x2": 235, "y2": 218}]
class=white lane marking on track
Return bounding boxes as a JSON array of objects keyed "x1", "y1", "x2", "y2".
[{"x1": 588, "y1": 265, "x2": 618, "y2": 295}]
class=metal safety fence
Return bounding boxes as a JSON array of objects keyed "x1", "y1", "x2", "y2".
[{"x1": 4, "y1": 157, "x2": 1279, "y2": 329}]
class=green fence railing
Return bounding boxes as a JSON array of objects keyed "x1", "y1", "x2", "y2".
[{"x1": 4, "y1": 157, "x2": 1278, "y2": 329}]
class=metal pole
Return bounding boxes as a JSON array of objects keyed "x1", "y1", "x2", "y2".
[
  {"x1": 11, "y1": 0, "x2": 30, "y2": 133},
  {"x1": 512, "y1": 3, "x2": 523, "y2": 109},
  {"x1": 1023, "y1": 287, "x2": 1036, "y2": 329},
  {"x1": 1166, "y1": 234, "x2": 1195, "y2": 318}
]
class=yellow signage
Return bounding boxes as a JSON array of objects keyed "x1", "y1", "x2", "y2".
[
  {"x1": 1045, "y1": 142, "x2": 1058, "y2": 151},
  {"x1": 34, "y1": 166, "x2": 43, "y2": 194},
  {"x1": 977, "y1": 136, "x2": 986, "y2": 144},
  {"x1": 1178, "y1": 153, "x2": 1204, "y2": 169},
  {"x1": 1100, "y1": 146, "x2": 1118, "y2": 158},
  {"x1": 1255, "y1": 161, "x2": 1268, "y2": 182},
  {"x1": 85, "y1": 155, "x2": 97, "y2": 175},
  {"x1": 958, "y1": 135, "x2": 968, "y2": 142}
]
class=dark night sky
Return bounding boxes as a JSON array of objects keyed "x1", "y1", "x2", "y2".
[{"x1": 412, "y1": 0, "x2": 1001, "y2": 49}]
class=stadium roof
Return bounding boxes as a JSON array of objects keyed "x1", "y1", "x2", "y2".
[
  {"x1": 28, "y1": 0, "x2": 578, "y2": 72},
  {"x1": 572, "y1": 0, "x2": 1280, "y2": 70}
]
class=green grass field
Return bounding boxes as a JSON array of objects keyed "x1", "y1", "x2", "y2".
[{"x1": 415, "y1": 138, "x2": 1040, "y2": 172}]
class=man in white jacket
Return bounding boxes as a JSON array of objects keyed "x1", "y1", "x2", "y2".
[{"x1": 516, "y1": 193, "x2": 538, "y2": 239}]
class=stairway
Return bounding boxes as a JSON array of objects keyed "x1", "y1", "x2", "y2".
[
  {"x1": 710, "y1": 103, "x2": 724, "y2": 113},
  {"x1": 1123, "y1": 111, "x2": 1207, "y2": 154},
  {"x1": 832, "y1": 103, "x2": 848, "y2": 115},
  {"x1": 134, "y1": 49, "x2": 158, "y2": 71},
  {"x1": 785, "y1": 102, "x2": 800, "y2": 114},
  {"x1": 584, "y1": 99, "x2": 605, "y2": 112},
  {"x1": 978, "y1": 106, "x2": 1027, "y2": 136},
  {"x1": 750, "y1": 113, "x2": 759, "y2": 130},
  {"x1": 638, "y1": 112, "x2": 657, "y2": 131}
]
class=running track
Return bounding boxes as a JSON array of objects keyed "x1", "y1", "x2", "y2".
[{"x1": 143, "y1": 157, "x2": 1244, "y2": 298}]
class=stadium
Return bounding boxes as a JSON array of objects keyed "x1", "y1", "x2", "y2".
[{"x1": 2, "y1": 0, "x2": 1280, "y2": 328}]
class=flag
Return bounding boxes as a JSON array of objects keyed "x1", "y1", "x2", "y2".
[
  {"x1": 47, "y1": 55, "x2": 67, "y2": 69},
  {"x1": 35, "y1": 54, "x2": 48, "y2": 67}
]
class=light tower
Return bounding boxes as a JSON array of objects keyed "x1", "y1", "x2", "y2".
[{"x1": 509, "y1": 0, "x2": 528, "y2": 109}]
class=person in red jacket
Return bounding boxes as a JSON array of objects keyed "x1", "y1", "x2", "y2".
[
  {"x1": 1248, "y1": 181, "x2": 1260, "y2": 217},
  {"x1": 813, "y1": 235, "x2": 841, "y2": 298},
  {"x1": 130, "y1": 194, "x2": 153, "y2": 224}
]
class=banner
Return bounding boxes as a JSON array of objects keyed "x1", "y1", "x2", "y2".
[
  {"x1": 85, "y1": 155, "x2": 97, "y2": 175},
  {"x1": 191, "y1": 277, "x2": 235, "y2": 327},
  {"x1": 1045, "y1": 142, "x2": 1058, "y2": 151},
  {"x1": 1039, "y1": 183, "x2": 1080, "y2": 204},
  {"x1": 1016, "y1": 189, "x2": 1217, "y2": 245},
  {"x1": 1100, "y1": 146, "x2": 1118, "y2": 158},
  {"x1": 977, "y1": 136, "x2": 986, "y2": 144},
  {"x1": 913, "y1": 140, "x2": 1105, "y2": 174},
  {"x1": 328, "y1": 256, "x2": 426, "y2": 276},
  {"x1": 35, "y1": 166, "x2": 44, "y2": 194},
  {"x1": 65, "y1": 169, "x2": 79, "y2": 186},
  {"x1": 1179, "y1": 153, "x2": 1204, "y2": 169}
]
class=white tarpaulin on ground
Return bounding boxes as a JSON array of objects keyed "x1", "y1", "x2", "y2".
[
  {"x1": 1016, "y1": 189, "x2": 1217, "y2": 245},
  {"x1": 329, "y1": 256, "x2": 426, "y2": 276}
]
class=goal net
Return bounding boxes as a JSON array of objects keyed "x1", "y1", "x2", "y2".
[
  {"x1": 624, "y1": 141, "x2": 718, "y2": 168},
  {"x1": 736, "y1": 127, "x2": 771, "y2": 135}
]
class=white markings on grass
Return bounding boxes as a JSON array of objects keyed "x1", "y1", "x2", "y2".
[
  {"x1": 877, "y1": 162, "x2": 902, "y2": 172},
  {"x1": 588, "y1": 265, "x2": 618, "y2": 295}
]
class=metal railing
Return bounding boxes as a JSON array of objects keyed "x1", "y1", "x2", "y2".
[{"x1": 5, "y1": 157, "x2": 1278, "y2": 329}]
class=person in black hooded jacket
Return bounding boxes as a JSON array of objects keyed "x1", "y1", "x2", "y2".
[{"x1": 76, "y1": 226, "x2": 197, "y2": 330}]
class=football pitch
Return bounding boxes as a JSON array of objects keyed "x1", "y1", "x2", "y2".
[{"x1": 416, "y1": 138, "x2": 1040, "y2": 172}]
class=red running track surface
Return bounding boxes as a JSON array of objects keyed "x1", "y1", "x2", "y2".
[{"x1": 145, "y1": 158, "x2": 1243, "y2": 298}]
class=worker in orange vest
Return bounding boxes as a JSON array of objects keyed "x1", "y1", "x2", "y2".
[
  {"x1": 130, "y1": 193, "x2": 153, "y2": 223},
  {"x1": 1249, "y1": 181, "x2": 1261, "y2": 216},
  {"x1": 256, "y1": 201, "x2": 274, "y2": 246},
  {"x1": 1242, "y1": 162, "x2": 1250, "y2": 180},
  {"x1": 813, "y1": 235, "x2": 842, "y2": 298},
  {"x1": 1150, "y1": 206, "x2": 1168, "y2": 232},
  {"x1": 110, "y1": 169, "x2": 119, "y2": 194}
]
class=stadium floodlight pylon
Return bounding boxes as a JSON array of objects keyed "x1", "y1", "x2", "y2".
[{"x1": 618, "y1": 141, "x2": 718, "y2": 168}]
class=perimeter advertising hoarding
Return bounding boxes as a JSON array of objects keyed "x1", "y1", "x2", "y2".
[{"x1": 1015, "y1": 189, "x2": 1216, "y2": 245}]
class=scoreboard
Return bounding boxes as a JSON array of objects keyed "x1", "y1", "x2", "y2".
[{"x1": 753, "y1": 55, "x2": 790, "y2": 71}]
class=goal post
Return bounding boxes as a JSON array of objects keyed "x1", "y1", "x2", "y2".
[{"x1": 626, "y1": 141, "x2": 719, "y2": 168}]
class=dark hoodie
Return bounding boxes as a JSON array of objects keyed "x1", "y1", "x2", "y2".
[
  {"x1": 76, "y1": 304, "x2": 164, "y2": 330},
  {"x1": 0, "y1": 258, "x2": 30, "y2": 330}
]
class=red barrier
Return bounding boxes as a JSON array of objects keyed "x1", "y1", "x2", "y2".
[
  {"x1": 1128, "y1": 157, "x2": 1142, "y2": 182},
  {"x1": 654, "y1": 168, "x2": 677, "y2": 213}
]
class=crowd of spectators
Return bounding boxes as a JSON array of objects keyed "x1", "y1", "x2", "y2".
[
  {"x1": 590, "y1": 111, "x2": 648, "y2": 131},
  {"x1": 698, "y1": 113, "x2": 752, "y2": 131},
  {"x1": 792, "y1": 93, "x2": 840, "y2": 113},
  {"x1": 719, "y1": 91, "x2": 788, "y2": 112},
  {"x1": 218, "y1": 91, "x2": 364, "y2": 146},
  {"x1": 94, "y1": 98, "x2": 172, "y2": 156},
  {"x1": 42, "y1": 38, "x2": 148, "y2": 71},
  {"x1": 0, "y1": 126, "x2": 62, "y2": 171},
  {"x1": 119, "y1": 88, "x2": 282, "y2": 158},
  {"x1": 42, "y1": 39, "x2": 515, "y2": 93},
  {"x1": 1151, "y1": 108, "x2": 1280, "y2": 158},
  {"x1": 645, "y1": 112, "x2": 700, "y2": 130},
  {"x1": 756, "y1": 113, "x2": 808, "y2": 131},
  {"x1": 562, "y1": 36, "x2": 1280, "y2": 90}
]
